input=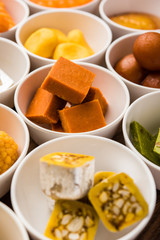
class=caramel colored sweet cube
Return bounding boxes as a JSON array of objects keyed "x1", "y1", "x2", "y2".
[
  {"x1": 83, "y1": 87, "x2": 108, "y2": 115},
  {"x1": 59, "y1": 99, "x2": 106, "y2": 133},
  {"x1": 41, "y1": 57, "x2": 95, "y2": 104},
  {"x1": 26, "y1": 88, "x2": 66, "y2": 124}
]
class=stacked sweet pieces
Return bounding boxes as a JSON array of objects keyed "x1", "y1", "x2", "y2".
[
  {"x1": 114, "y1": 32, "x2": 160, "y2": 88},
  {"x1": 26, "y1": 57, "x2": 107, "y2": 133},
  {"x1": 39, "y1": 152, "x2": 148, "y2": 239}
]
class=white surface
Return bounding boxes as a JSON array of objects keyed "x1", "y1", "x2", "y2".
[
  {"x1": 0, "y1": 0, "x2": 29, "y2": 41},
  {"x1": 0, "y1": 104, "x2": 30, "y2": 197},
  {"x1": 15, "y1": 9, "x2": 112, "y2": 69},
  {"x1": 0, "y1": 202, "x2": 29, "y2": 240},
  {"x1": 23, "y1": 0, "x2": 100, "y2": 15},
  {"x1": 122, "y1": 91, "x2": 160, "y2": 189},
  {"x1": 11, "y1": 135, "x2": 156, "y2": 240},
  {"x1": 14, "y1": 62, "x2": 130, "y2": 145},
  {"x1": 0, "y1": 37, "x2": 30, "y2": 108},
  {"x1": 99, "y1": 0, "x2": 160, "y2": 40},
  {"x1": 105, "y1": 32, "x2": 160, "y2": 103}
]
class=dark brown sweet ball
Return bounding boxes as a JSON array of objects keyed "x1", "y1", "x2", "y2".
[
  {"x1": 133, "y1": 32, "x2": 160, "y2": 71},
  {"x1": 142, "y1": 72, "x2": 160, "y2": 88},
  {"x1": 114, "y1": 53, "x2": 146, "y2": 84}
]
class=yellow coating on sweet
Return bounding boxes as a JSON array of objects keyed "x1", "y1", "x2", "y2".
[
  {"x1": 110, "y1": 13, "x2": 158, "y2": 30},
  {"x1": 40, "y1": 152, "x2": 94, "y2": 168},
  {"x1": 0, "y1": 131, "x2": 18, "y2": 174}
]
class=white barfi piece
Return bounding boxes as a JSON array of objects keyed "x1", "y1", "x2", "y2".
[{"x1": 40, "y1": 152, "x2": 95, "y2": 201}]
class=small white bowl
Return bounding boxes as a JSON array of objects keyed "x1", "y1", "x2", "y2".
[
  {"x1": 14, "y1": 62, "x2": 130, "y2": 145},
  {"x1": 23, "y1": 0, "x2": 100, "y2": 15},
  {"x1": 0, "y1": 202, "x2": 29, "y2": 240},
  {"x1": 15, "y1": 9, "x2": 112, "y2": 70},
  {"x1": 0, "y1": 37, "x2": 30, "y2": 108},
  {"x1": 0, "y1": 104, "x2": 30, "y2": 198},
  {"x1": 11, "y1": 135, "x2": 156, "y2": 240},
  {"x1": 122, "y1": 91, "x2": 160, "y2": 190},
  {"x1": 99, "y1": 0, "x2": 160, "y2": 40},
  {"x1": 105, "y1": 32, "x2": 160, "y2": 103},
  {"x1": 0, "y1": 0, "x2": 29, "y2": 41}
]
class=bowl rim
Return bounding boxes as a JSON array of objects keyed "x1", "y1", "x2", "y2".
[
  {"x1": 0, "y1": 37, "x2": 30, "y2": 93},
  {"x1": 122, "y1": 91, "x2": 160, "y2": 171},
  {"x1": 23, "y1": 0, "x2": 100, "y2": 11},
  {"x1": 0, "y1": 104, "x2": 30, "y2": 179},
  {"x1": 14, "y1": 62, "x2": 130, "y2": 136},
  {"x1": 0, "y1": 202, "x2": 30, "y2": 240},
  {"x1": 105, "y1": 31, "x2": 160, "y2": 91},
  {"x1": 15, "y1": 8, "x2": 112, "y2": 63},
  {"x1": 99, "y1": 0, "x2": 160, "y2": 33},
  {"x1": 11, "y1": 134, "x2": 156, "y2": 240}
]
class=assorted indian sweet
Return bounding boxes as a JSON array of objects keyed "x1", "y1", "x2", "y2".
[
  {"x1": 0, "y1": 131, "x2": 18, "y2": 174},
  {"x1": 40, "y1": 152, "x2": 95, "y2": 200},
  {"x1": 0, "y1": 0, "x2": 15, "y2": 33},
  {"x1": 44, "y1": 200, "x2": 99, "y2": 240},
  {"x1": 40, "y1": 154, "x2": 149, "y2": 238},
  {"x1": 29, "y1": 0, "x2": 93, "y2": 8},
  {"x1": 130, "y1": 121, "x2": 160, "y2": 166},
  {"x1": 114, "y1": 32, "x2": 160, "y2": 88},
  {"x1": 24, "y1": 28, "x2": 94, "y2": 60},
  {"x1": 110, "y1": 12, "x2": 160, "y2": 30},
  {"x1": 88, "y1": 172, "x2": 148, "y2": 232},
  {"x1": 26, "y1": 57, "x2": 107, "y2": 133}
]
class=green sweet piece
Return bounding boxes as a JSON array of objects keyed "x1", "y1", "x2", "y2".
[
  {"x1": 130, "y1": 121, "x2": 160, "y2": 166},
  {"x1": 153, "y1": 128, "x2": 160, "y2": 155}
]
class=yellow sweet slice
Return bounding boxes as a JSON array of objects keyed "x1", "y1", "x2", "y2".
[
  {"x1": 88, "y1": 172, "x2": 148, "y2": 232},
  {"x1": 53, "y1": 42, "x2": 91, "y2": 60},
  {"x1": 40, "y1": 152, "x2": 95, "y2": 200},
  {"x1": 67, "y1": 29, "x2": 94, "y2": 55},
  {"x1": 24, "y1": 28, "x2": 58, "y2": 58},
  {"x1": 44, "y1": 200, "x2": 99, "y2": 240},
  {"x1": 94, "y1": 171, "x2": 115, "y2": 185}
]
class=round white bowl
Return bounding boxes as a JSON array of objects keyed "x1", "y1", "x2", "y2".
[
  {"x1": 0, "y1": 202, "x2": 29, "y2": 240},
  {"x1": 0, "y1": 104, "x2": 30, "y2": 198},
  {"x1": 15, "y1": 9, "x2": 112, "y2": 70},
  {"x1": 0, "y1": 0, "x2": 29, "y2": 41},
  {"x1": 99, "y1": 0, "x2": 160, "y2": 40},
  {"x1": 23, "y1": 0, "x2": 100, "y2": 15},
  {"x1": 14, "y1": 62, "x2": 130, "y2": 145},
  {"x1": 11, "y1": 135, "x2": 156, "y2": 240},
  {"x1": 0, "y1": 37, "x2": 30, "y2": 108},
  {"x1": 105, "y1": 31, "x2": 160, "y2": 103},
  {"x1": 122, "y1": 91, "x2": 160, "y2": 190}
]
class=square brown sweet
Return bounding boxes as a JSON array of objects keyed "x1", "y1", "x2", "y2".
[
  {"x1": 59, "y1": 99, "x2": 106, "y2": 133},
  {"x1": 26, "y1": 88, "x2": 66, "y2": 124},
  {"x1": 41, "y1": 57, "x2": 95, "y2": 104},
  {"x1": 83, "y1": 87, "x2": 108, "y2": 115}
]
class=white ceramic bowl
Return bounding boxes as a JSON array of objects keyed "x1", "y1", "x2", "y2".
[
  {"x1": 15, "y1": 9, "x2": 112, "y2": 70},
  {"x1": 0, "y1": 37, "x2": 30, "y2": 108},
  {"x1": 99, "y1": 0, "x2": 160, "y2": 40},
  {"x1": 105, "y1": 32, "x2": 160, "y2": 103},
  {"x1": 0, "y1": 104, "x2": 30, "y2": 198},
  {"x1": 0, "y1": 0, "x2": 29, "y2": 41},
  {"x1": 122, "y1": 91, "x2": 160, "y2": 190},
  {"x1": 0, "y1": 202, "x2": 29, "y2": 240},
  {"x1": 14, "y1": 62, "x2": 130, "y2": 145},
  {"x1": 23, "y1": 0, "x2": 100, "y2": 15},
  {"x1": 11, "y1": 135, "x2": 156, "y2": 240}
]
